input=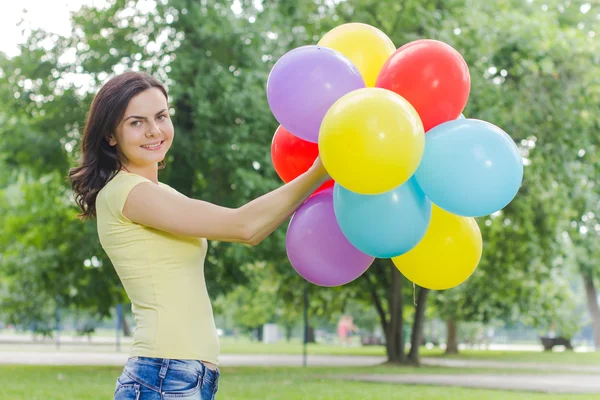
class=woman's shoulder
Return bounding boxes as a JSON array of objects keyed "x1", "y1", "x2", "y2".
[
  {"x1": 98, "y1": 171, "x2": 149, "y2": 196},
  {"x1": 158, "y1": 181, "x2": 186, "y2": 197},
  {"x1": 96, "y1": 172, "x2": 155, "y2": 220}
]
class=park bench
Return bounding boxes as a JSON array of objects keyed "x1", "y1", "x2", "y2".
[
  {"x1": 360, "y1": 335, "x2": 385, "y2": 346},
  {"x1": 539, "y1": 336, "x2": 573, "y2": 351}
]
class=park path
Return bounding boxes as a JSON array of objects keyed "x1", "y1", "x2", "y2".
[
  {"x1": 421, "y1": 357, "x2": 600, "y2": 373},
  {"x1": 1, "y1": 351, "x2": 599, "y2": 394},
  {"x1": 4, "y1": 350, "x2": 598, "y2": 373},
  {"x1": 335, "y1": 373, "x2": 600, "y2": 394}
]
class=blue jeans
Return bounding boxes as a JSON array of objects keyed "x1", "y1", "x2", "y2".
[{"x1": 114, "y1": 357, "x2": 220, "y2": 399}]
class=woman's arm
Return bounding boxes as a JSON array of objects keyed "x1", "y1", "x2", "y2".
[{"x1": 123, "y1": 159, "x2": 329, "y2": 245}]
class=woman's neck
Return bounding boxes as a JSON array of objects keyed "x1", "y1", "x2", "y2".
[{"x1": 121, "y1": 163, "x2": 159, "y2": 184}]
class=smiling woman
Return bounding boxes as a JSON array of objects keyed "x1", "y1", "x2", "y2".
[
  {"x1": 67, "y1": 71, "x2": 329, "y2": 400},
  {"x1": 106, "y1": 89, "x2": 173, "y2": 174}
]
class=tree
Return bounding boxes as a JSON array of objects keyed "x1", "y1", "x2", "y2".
[
  {"x1": 0, "y1": 0, "x2": 349, "y2": 337},
  {"x1": 428, "y1": 0, "x2": 600, "y2": 352},
  {"x1": 2, "y1": 0, "x2": 598, "y2": 362},
  {"x1": 0, "y1": 0, "x2": 286, "y2": 327},
  {"x1": 564, "y1": 159, "x2": 600, "y2": 349},
  {"x1": 0, "y1": 172, "x2": 123, "y2": 326}
]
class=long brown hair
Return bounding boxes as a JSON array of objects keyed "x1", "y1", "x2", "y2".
[{"x1": 68, "y1": 71, "x2": 168, "y2": 220}]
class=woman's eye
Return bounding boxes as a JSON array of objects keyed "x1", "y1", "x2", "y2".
[
  {"x1": 157, "y1": 114, "x2": 167, "y2": 121},
  {"x1": 131, "y1": 120, "x2": 142, "y2": 127}
]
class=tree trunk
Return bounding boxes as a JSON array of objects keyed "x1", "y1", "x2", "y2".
[
  {"x1": 366, "y1": 260, "x2": 406, "y2": 363},
  {"x1": 385, "y1": 267, "x2": 405, "y2": 363},
  {"x1": 306, "y1": 325, "x2": 316, "y2": 343},
  {"x1": 408, "y1": 287, "x2": 430, "y2": 364},
  {"x1": 582, "y1": 271, "x2": 600, "y2": 350},
  {"x1": 445, "y1": 319, "x2": 459, "y2": 354},
  {"x1": 255, "y1": 325, "x2": 264, "y2": 342},
  {"x1": 284, "y1": 324, "x2": 293, "y2": 342}
]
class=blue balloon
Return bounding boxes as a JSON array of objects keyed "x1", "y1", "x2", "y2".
[
  {"x1": 415, "y1": 119, "x2": 523, "y2": 217},
  {"x1": 333, "y1": 178, "x2": 432, "y2": 258}
]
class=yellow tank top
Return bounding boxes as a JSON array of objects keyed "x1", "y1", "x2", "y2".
[{"x1": 96, "y1": 171, "x2": 219, "y2": 364}]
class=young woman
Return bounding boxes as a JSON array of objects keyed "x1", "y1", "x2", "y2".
[{"x1": 69, "y1": 71, "x2": 329, "y2": 399}]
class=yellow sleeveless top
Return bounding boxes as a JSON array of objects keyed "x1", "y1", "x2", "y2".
[{"x1": 96, "y1": 171, "x2": 219, "y2": 364}]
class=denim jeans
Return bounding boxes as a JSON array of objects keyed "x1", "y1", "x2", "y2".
[{"x1": 114, "y1": 357, "x2": 220, "y2": 399}]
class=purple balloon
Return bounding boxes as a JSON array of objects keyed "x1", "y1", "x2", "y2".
[
  {"x1": 267, "y1": 45, "x2": 365, "y2": 143},
  {"x1": 286, "y1": 189, "x2": 375, "y2": 287}
]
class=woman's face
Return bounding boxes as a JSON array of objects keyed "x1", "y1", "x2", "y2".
[{"x1": 109, "y1": 87, "x2": 174, "y2": 169}]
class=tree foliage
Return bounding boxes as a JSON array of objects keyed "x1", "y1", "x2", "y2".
[{"x1": 1, "y1": 0, "x2": 599, "y2": 357}]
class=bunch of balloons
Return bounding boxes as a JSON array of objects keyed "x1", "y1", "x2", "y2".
[{"x1": 268, "y1": 23, "x2": 523, "y2": 290}]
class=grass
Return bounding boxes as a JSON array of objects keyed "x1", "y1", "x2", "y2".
[
  {"x1": 419, "y1": 348, "x2": 600, "y2": 365},
  {"x1": 1, "y1": 365, "x2": 599, "y2": 400},
  {"x1": 221, "y1": 337, "x2": 600, "y2": 365}
]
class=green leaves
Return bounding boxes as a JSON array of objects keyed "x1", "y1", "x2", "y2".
[
  {"x1": 1, "y1": 0, "x2": 599, "y2": 340},
  {"x1": 0, "y1": 171, "x2": 122, "y2": 325}
]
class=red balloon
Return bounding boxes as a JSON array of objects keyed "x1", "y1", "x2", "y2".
[
  {"x1": 271, "y1": 125, "x2": 334, "y2": 193},
  {"x1": 375, "y1": 39, "x2": 470, "y2": 132}
]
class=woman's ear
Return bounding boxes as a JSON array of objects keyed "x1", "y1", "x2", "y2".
[{"x1": 107, "y1": 134, "x2": 117, "y2": 146}]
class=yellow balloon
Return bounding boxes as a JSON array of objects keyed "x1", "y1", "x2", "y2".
[
  {"x1": 318, "y1": 87, "x2": 424, "y2": 195},
  {"x1": 392, "y1": 205, "x2": 482, "y2": 290},
  {"x1": 318, "y1": 23, "x2": 395, "y2": 87}
]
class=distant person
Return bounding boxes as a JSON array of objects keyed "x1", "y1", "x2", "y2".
[
  {"x1": 337, "y1": 315, "x2": 358, "y2": 346},
  {"x1": 69, "y1": 71, "x2": 329, "y2": 399},
  {"x1": 548, "y1": 321, "x2": 557, "y2": 338},
  {"x1": 485, "y1": 327, "x2": 495, "y2": 350}
]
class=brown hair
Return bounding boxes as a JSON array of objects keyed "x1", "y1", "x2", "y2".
[{"x1": 68, "y1": 71, "x2": 168, "y2": 220}]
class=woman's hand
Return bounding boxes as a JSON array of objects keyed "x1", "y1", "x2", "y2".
[
  {"x1": 310, "y1": 156, "x2": 331, "y2": 184},
  {"x1": 234, "y1": 155, "x2": 332, "y2": 245}
]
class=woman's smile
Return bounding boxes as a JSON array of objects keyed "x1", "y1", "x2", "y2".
[{"x1": 141, "y1": 140, "x2": 165, "y2": 150}]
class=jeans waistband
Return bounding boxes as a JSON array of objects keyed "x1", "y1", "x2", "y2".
[
  {"x1": 124, "y1": 356, "x2": 219, "y2": 393},
  {"x1": 129, "y1": 357, "x2": 208, "y2": 372}
]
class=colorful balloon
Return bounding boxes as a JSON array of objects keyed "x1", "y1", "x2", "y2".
[
  {"x1": 392, "y1": 205, "x2": 482, "y2": 290},
  {"x1": 286, "y1": 189, "x2": 374, "y2": 287},
  {"x1": 271, "y1": 125, "x2": 333, "y2": 193},
  {"x1": 375, "y1": 39, "x2": 470, "y2": 132},
  {"x1": 333, "y1": 178, "x2": 431, "y2": 258},
  {"x1": 414, "y1": 119, "x2": 523, "y2": 217},
  {"x1": 319, "y1": 87, "x2": 425, "y2": 194},
  {"x1": 266, "y1": 45, "x2": 365, "y2": 143},
  {"x1": 318, "y1": 22, "x2": 396, "y2": 87}
]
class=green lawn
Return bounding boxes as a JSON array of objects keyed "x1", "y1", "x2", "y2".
[
  {"x1": 420, "y1": 348, "x2": 600, "y2": 365},
  {"x1": 219, "y1": 337, "x2": 600, "y2": 365},
  {"x1": 2, "y1": 365, "x2": 598, "y2": 400}
]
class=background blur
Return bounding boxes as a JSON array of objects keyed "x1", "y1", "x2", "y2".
[{"x1": 0, "y1": 1, "x2": 599, "y2": 399}]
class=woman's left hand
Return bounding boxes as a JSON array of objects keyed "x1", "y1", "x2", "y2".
[{"x1": 310, "y1": 156, "x2": 331, "y2": 183}]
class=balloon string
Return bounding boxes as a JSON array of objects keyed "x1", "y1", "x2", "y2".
[{"x1": 413, "y1": 282, "x2": 417, "y2": 307}]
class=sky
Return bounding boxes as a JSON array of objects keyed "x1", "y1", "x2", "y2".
[
  {"x1": 0, "y1": 0, "x2": 107, "y2": 57},
  {"x1": 0, "y1": 0, "x2": 262, "y2": 58}
]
